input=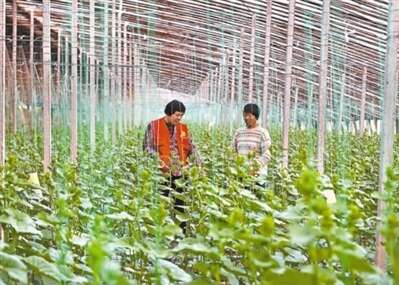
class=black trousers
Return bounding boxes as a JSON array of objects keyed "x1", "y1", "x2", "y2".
[{"x1": 162, "y1": 175, "x2": 187, "y2": 233}]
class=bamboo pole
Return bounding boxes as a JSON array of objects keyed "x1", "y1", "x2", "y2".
[
  {"x1": 282, "y1": 0, "x2": 296, "y2": 168},
  {"x1": 43, "y1": 0, "x2": 52, "y2": 171},
  {"x1": 376, "y1": 0, "x2": 399, "y2": 270},
  {"x1": 0, "y1": 0, "x2": 5, "y2": 164},
  {"x1": 359, "y1": 66, "x2": 368, "y2": 135},
  {"x1": 263, "y1": 0, "x2": 272, "y2": 127},
  {"x1": 71, "y1": 0, "x2": 78, "y2": 163},
  {"x1": 89, "y1": 0, "x2": 96, "y2": 155},
  {"x1": 316, "y1": 0, "x2": 331, "y2": 174},
  {"x1": 248, "y1": 14, "x2": 256, "y2": 103},
  {"x1": 12, "y1": 0, "x2": 17, "y2": 133}
]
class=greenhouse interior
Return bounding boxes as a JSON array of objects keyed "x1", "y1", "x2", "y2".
[{"x1": 0, "y1": 0, "x2": 399, "y2": 284}]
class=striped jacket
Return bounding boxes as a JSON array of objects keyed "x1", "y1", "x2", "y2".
[{"x1": 233, "y1": 126, "x2": 271, "y2": 168}]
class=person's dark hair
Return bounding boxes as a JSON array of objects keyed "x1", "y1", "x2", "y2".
[
  {"x1": 164, "y1": 100, "x2": 186, "y2": 116},
  {"x1": 243, "y1": 103, "x2": 260, "y2": 120}
]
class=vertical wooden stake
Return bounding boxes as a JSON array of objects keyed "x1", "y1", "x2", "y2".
[
  {"x1": 103, "y1": 0, "x2": 109, "y2": 141},
  {"x1": 376, "y1": 0, "x2": 399, "y2": 271},
  {"x1": 30, "y1": 9, "x2": 35, "y2": 132},
  {"x1": 237, "y1": 28, "x2": 245, "y2": 106},
  {"x1": 338, "y1": 73, "x2": 346, "y2": 131},
  {"x1": 89, "y1": 0, "x2": 96, "y2": 155},
  {"x1": 230, "y1": 39, "x2": 237, "y2": 107},
  {"x1": 359, "y1": 66, "x2": 368, "y2": 135},
  {"x1": 282, "y1": 0, "x2": 296, "y2": 168},
  {"x1": 0, "y1": 0, "x2": 5, "y2": 164},
  {"x1": 43, "y1": 0, "x2": 52, "y2": 171},
  {"x1": 248, "y1": 14, "x2": 256, "y2": 103},
  {"x1": 71, "y1": 0, "x2": 78, "y2": 163},
  {"x1": 263, "y1": 0, "x2": 272, "y2": 127},
  {"x1": 12, "y1": 0, "x2": 17, "y2": 133},
  {"x1": 316, "y1": 0, "x2": 331, "y2": 173}
]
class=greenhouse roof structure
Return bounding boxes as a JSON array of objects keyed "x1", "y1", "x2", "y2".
[{"x1": 5, "y1": 0, "x2": 398, "y2": 121}]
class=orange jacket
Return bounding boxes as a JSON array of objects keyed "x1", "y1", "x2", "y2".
[{"x1": 150, "y1": 118, "x2": 191, "y2": 169}]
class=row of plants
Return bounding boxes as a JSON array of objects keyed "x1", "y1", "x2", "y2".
[{"x1": 0, "y1": 124, "x2": 398, "y2": 284}]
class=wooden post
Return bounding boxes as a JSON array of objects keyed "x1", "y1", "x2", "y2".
[
  {"x1": 117, "y1": 1, "x2": 123, "y2": 136},
  {"x1": 282, "y1": 0, "x2": 296, "y2": 168},
  {"x1": 237, "y1": 28, "x2": 245, "y2": 106},
  {"x1": 224, "y1": 50, "x2": 229, "y2": 106},
  {"x1": 43, "y1": 0, "x2": 52, "y2": 171},
  {"x1": 304, "y1": 11, "x2": 314, "y2": 131},
  {"x1": 123, "y1": 23, "x2": 128, "y2": 133},
  {"x1": 79, "y1": 51, "x2": 83, "y2": 129},
  {"x1": 230, "y1": 39, "x2": 237, "y2": 107},
  {"x1": 103, "y1": 0, "x2": 109, "y2": 141},
  {"x1": 133, "y1": 44, "x2": 138, "y2": 125},
  {"x1": 338, "y1": 73, "x2": 346, "y2": 131},
  {"x1": 57, "y1": 31, "x2": 61, "y2": 96},
  {"x1": 293, "y1": 85, "x2": 299, "y2": 127},
  {"x1": 217, "y1": 61, "x2": 222, "y2": 105},
  {"x1": 128, "y1": 33, "x2": 132, "y2": 129},
  {"x1": 376, "y1": 0, "x2": 399, "y2": 270},
  {"x1": 12, "y1": 0, "x2": 17, "y2": 133},
  {"x1": 0, "y1": 0, "x2": 5, "y2": 164},
  {"x1": 248, "y1": 14, "x2": 256, "y2": 103},
  {"x1": 71, "y1": 0, "x2": 78, "y2": 163},
  {"x1": 30, "y1": 9, "x2": 35, "y2": 132},
  {"x1": 89, "y1": 0, "x2": 96, "y2": 155},
  {"x1": 359, "y1": 66, "x2": 368, "y2": 135},
  {"x1": 316, "y1": 0, "x2": 331, "y2": 174},
  {"x1": 64, "y1": 37, "x2": 70, "y2": 124},
  {"x1": 55, "y1": 31, "x2": 61, "y2": 126},
  {"x1": 111, "y1": 0, "x2": 116, "y2": 142},
  {"x1": 209, "y1": 71, "x2": 214, "y2": 102},
  {"x1": 263, "y1": 0, "x2": 272, "y2": 127}
]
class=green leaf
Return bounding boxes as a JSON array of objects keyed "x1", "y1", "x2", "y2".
[
  {"x1": 71, "y1": 234, "x2": 91, "y2": 247},
  {"x1": 335, "y1": 247, "x2": 375, "y2": 273},
  {"x1": 263, "y1": 268, "x2": 315, "y2": 285},
  {"x1": 25, "y1": 256, "x2": 68, "y2": 282},
  {"x1": 172, "y1": 239, "x2": 217, "y2": 255},
  {"x1": 0, "y1": 208, "x2": 41, "y2": 236},
  {"x1": 106, "y1": 212, "x2": 134, "y2": 222},
  {"x1": 221, "y1": 268, "x2": 239, "y2": 285},
  {"x1": 289, "y1": 224, "x2": 317, "y2": 246},
  {"x1": 285, "y1": 248, "x2": 308, "y2": 264},
  {"x1": 0, "y1": 252, "x2": 28, "y2": 284},
  {"x1": 159, "y1": 259, "x2": 192, "y2": 282},
  {"x1": 184, "y1": 278, "x2": 214, "y2": 285}
]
